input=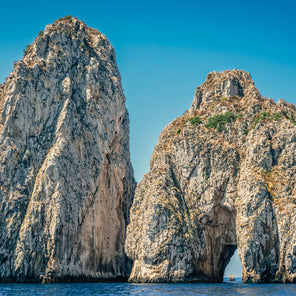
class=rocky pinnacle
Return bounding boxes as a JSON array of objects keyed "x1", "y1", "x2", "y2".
[{"x1": 0, "y1": 17, "x2": 135, "y2": 282}]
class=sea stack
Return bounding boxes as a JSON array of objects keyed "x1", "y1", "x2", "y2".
[
  {"x1": 0, "y1": 16, "x2": 135, "y2": 282},
  {"x1": 125, "y1": 70, "x2": 296, "y2": 283}
]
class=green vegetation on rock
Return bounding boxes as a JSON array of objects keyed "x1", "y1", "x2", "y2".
[
  {"x1": 184, "y1": 116, "x2": 202, "y2": 126},
  {"x1": 205, "y1": 111, "x2": 237, "y2": 132},
  {"x1": 288, "y1": 115, "x2": 296, "y2": 125},
  {"x1": 272, "y1": 113, "x2": 282, "y2": 121},
  {"x1": 254, "y1": 111, "x2": 283, "y2": 126},
  {"x1": 189, "y1": 116, "x2": 202, "y2": 125},
  {"x1": 64, "y1": 15, "x2": 73, "y2": 20},
  {"x1": 80, "y1": 43, "x2": 86, "y2": 50},
  {"x1": 253, "y1": 111, "x2": 270, "y2": 126}
]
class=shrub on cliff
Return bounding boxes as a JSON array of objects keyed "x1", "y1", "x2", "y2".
[
  {"x1": 253, "y1": 111, "x2": 270, "y2": 126},
  {"x1": 63, "y1": 15, "x2": 73, "y2": 20},
  {"x1": 205, "y1": 111, "x2": 237, "y2": 132},
  {"x1": 189, "y1": 116, "x2": 202, "y2": 125},
  {"x1": 184, "y1": 116, "x2": 202, "y2": 126}
]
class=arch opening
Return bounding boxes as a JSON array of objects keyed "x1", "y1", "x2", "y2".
[{"x1": 223, "y1": 248, "x2": 242, "y2": 281}]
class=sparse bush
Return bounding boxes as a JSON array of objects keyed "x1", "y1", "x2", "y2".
[
  {"x1": 205, "y1": 111, "x2": 237, "y2": 132},
  {"x1": 221, "y1": 97, "x2": 227, "y2": 101},
  {"x1": 203, "y1": 172, "x2": 209, "y2": 180},
  {"x1": 184, "y1": 116, "x2": 202, "y2": 126},
  {"x1": 80, "y1": 43, "x2": 86, "y2": 50},
  {"x1": 290, "y1": 116, "x2": 296, "y2": 125},
  {"x1": 253, "y1": 111, "x2": 270, "y2": 126},
  {"x1": 261, "y1": 169, "x2": 271, "y2": 177},
  {"x1": 244, "y1": 129, "x2": 249, "y2": 135},
  {"x1": 64, "y1": 15, "x2": 73, "y2": 20},
  {"x1": 254, "y1": 112, "x2": 283, "y2": 126},
  {"x1": 176, "y1": 129, "x2": 181, "y2": 134},
  {"x1": 189, "y1": 116, "x2": 202, "y2": 125},
  {"x1": 272, "y1": 113, "x2": 282, "y2": 121}
]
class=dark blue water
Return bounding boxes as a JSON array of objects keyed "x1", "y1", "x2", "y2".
[{"x1": 0, "y1": 281, "x2": 295, "y2": 295}]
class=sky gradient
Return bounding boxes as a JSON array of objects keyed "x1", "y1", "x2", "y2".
[
  {"x1": 0, "y1": 0, "x2": 295, "y2": 277},
  {"x1": 1, "y1": 0, "x2": 295, "y2": 182}
]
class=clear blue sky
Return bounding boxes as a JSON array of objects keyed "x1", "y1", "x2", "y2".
[
  {"x1": 1, "y1": 0, "x2": 295, "y2": 277},
  {"x1": 1, "y1": 0, "x2": 295, "y2": 182}
]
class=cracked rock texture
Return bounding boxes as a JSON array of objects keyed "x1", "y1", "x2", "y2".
[
  {"x1": 125, "y1": 70, "x2": 296, "y2": 283},
  {"x1": 0, "y1": 17, "x2": 135, "y2": 282}
]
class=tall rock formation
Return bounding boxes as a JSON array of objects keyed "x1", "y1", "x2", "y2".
[
  {"x1": 0, "y1": 16, "x2": 135, "y2": 282},
  {"x1": 125, "y1": 70, "x2": 296, "y2": 283}
]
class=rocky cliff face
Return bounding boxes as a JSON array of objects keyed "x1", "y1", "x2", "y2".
[
  {"x1": 125, "y1": 70, "x2": 296, "y2": 283},
  {"x1": 0, "y1": 16, "x2": 135, "y2": 282}
]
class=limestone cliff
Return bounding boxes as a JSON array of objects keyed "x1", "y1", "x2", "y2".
[
  {"x1": 0, "y1": 16, "x2": 135, "y2": 282},
  {"x1": 125, "y1": 70, "x2": 296, "y2": 283}
]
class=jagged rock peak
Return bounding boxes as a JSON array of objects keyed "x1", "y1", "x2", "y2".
[
  {"x1": 0, "y1": 17, "x2": 135, "y2": 283},
  {"x1": 190, "y1": 69, "x2": 260, "y2": 111},
  {"x1": 3, "y1": 16, "x2": 117, "y2": 97},
  {"x1": 23, "y1": 16, "x2": 110, "y2": 60}
]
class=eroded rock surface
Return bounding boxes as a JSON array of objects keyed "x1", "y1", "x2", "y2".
[
  {"x1": 0, "y1": 17, "x2": 135, "y2": 282},
  {"x1": 125, "y1": 70, "x2": 296, "y2": 283}
]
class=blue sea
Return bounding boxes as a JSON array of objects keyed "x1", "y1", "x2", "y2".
[{"x1": 0, "y1": 280, "x2": 295, "y2": 296}]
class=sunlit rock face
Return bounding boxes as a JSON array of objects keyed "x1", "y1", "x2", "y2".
[
  {"x1": 0, "y1": 17, "x2": 135, "y2": 282},
  {"x1": 125, "y1": 70, "x2": 296, "y2": 283}
]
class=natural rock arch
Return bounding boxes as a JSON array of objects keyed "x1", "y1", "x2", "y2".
[{"x1": 125, "y1": 70, "x2": 296, "y2": 283}]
